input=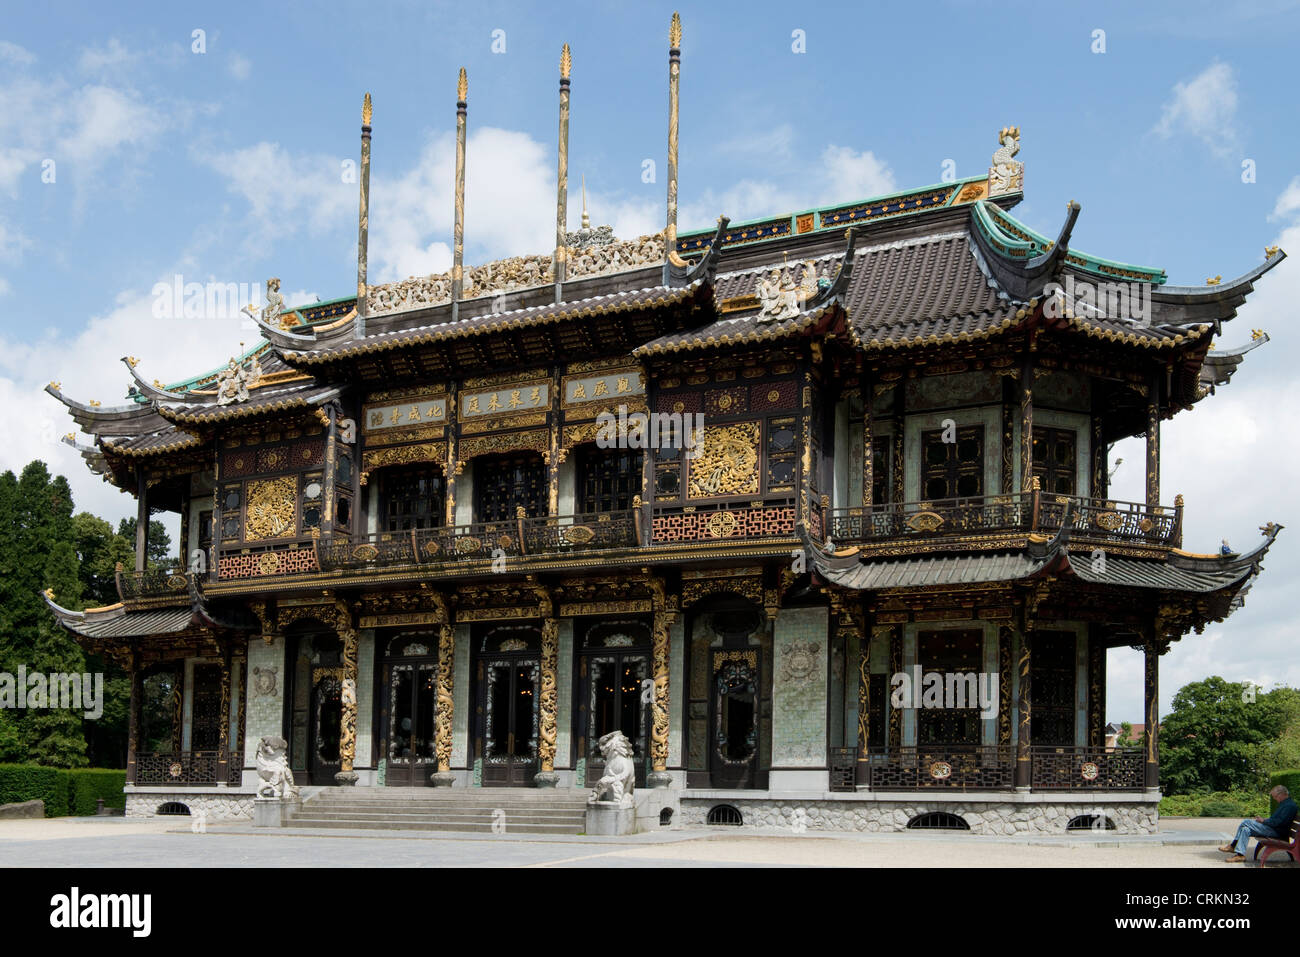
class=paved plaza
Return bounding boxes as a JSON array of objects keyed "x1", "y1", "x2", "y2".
[{"x1": 0, "y1": 816, "x2": 1291, "y2": 868}]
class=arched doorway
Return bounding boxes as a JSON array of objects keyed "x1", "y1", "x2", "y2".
[
  {"x1": 685, "y1": 599, "x2": 770, "y2": 789},
  {"x1": 575, "y1": 619, "x2": 651, "y2": 787},
  {"x1": 472, "y1": 625, "x2": 542, "y2": 787},
  {"x1": 285, "y1": 623, "x2": 344, "y2": 785},
  {"x1": 380, "y1": 631, "x2": 439, "y2": 787}
]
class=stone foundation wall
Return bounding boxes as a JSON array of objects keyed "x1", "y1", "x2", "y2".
[
  {"x1": 126, "y1": 793, "x2": 255, "y2": 822},
  {"x1": 679, "y1": 798, "x2": 1157, "y2": 834}
]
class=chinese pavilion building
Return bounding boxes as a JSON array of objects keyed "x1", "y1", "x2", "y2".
[{"x1": 44, "y1": 16, "x2": 1282, "y2": 834}]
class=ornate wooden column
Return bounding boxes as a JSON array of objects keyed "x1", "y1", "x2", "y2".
[
  {"x1": 1001, "y1": 375, "x2": 1016, "y2": 494},
  {"x1": 533, "y1": 584, "x2": 560, "y2": 787},
  {"x1": 335, "y1": 600, "x2": 359, "y2": 785},
  {"x1": 648, "y1": 577, "x2": 675, "y2": 787},
  {"x1": 126, "y1": 650, "x2": 141, "y2": 785},
  {"x1": 1019, "y1": 354, "x2": 1035, "y2": 491},
  {"x1": 1145, "y1": 377, "x2": 1160, "y2": 507},
  {"x1": 321, "y1": 401, "x2": 339, "y2": 537},
  {"x1": 888, "y1": 627, "x2": 901, "y2": 751},
  {"x1": 861, "y1": 384, "x2": 873, "y2": 507},
  {"x1": 430, "y1": 592, "x2": 457, "y2": 786},
  {"x1": 891, "y1": 387, "x2": 904, "y2": 504},
  {"x1": 217, "y1": 640, "x2": 232, "y2": 785},
  {"x1": 1015, "y1": 629, "x2": 1032, "y2": 788},
  {"x1": 134, "y1": 469, "x2": 149, "y2": 572},
  {"x1": 1143, "y1": 637, "x2": 1165, "y2": 790},
  {"x1": 1088, "y1": 629, "x2": 1106, "y2": 748}
]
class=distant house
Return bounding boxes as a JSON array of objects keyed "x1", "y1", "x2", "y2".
[{"x1": 1105, "y1": 723, "x2": 1145, "y2": 750}]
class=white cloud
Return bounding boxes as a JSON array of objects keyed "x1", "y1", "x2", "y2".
[
  {"x1": 0, "y1": 41, "x2": 36, "y2": 66},
  {"x1": 1271, "y1": 175, "x2": 1300, "y2": 220},
  {"x1": 1152, "y1": 61, "x2": 1240, "y2": 157},
  {"x1": 228, "y1": 53, "x2": 251, "y2": 81},
  {"x1": 77, "y1": 38, "x2": 138, "y2": 74}
]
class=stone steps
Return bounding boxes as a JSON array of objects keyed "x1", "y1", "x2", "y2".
[{"x1": 282, "y1": 786, "x2": 589, "y2": 834}]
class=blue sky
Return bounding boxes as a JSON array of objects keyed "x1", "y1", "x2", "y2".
[{"x1": 2, "y1": 0, "x2": 1299, "y2": 721}]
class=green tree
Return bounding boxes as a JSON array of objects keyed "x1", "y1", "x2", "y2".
[
  {"x1": 116, "y1": 518, "x2": 173, "y2": 569},
  {"x1": 1160, "y1": 676, "x2": 1289, "y2": 794},
  {"x1": 72, "y1": 512, "x2": 134, "y2": 607}
]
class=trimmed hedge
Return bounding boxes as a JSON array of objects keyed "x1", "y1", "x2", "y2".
[
  {"x1": 1269, "y1": 769, "x2": 1300, "y2": 807},
  {"x1": 0, "y1": 765, "x2": 126, "y2": 817},
  {"x1": 1159, "y1": 790, "x2": 1270, "y2": 818},
  {"x1": 0, "y1": 765, "x2": 69, "y2": 818},
  {"x1": 68, "y1": 769, "x2": 126, "y2": 816}
]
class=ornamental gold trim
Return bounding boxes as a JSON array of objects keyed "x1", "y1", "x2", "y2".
[{"x1": 244, "y1": 476, "x2": 297, "y2": 541}]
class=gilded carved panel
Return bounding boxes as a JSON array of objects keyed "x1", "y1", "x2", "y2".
[
  {"x1": 687, "y1": 421, "x2": 760, "y2": 499},
  {"x1": 244, "y1": 476, "x2": 297, "y2": 541}
]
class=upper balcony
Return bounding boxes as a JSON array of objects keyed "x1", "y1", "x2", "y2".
[{"x1": 828, "y1": 490, "x2": 1182, "y2": 554}]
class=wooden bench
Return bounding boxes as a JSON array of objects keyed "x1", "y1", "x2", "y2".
[{"x1": 1253, "y1": 819, "x2": 1300, "y2": 864}]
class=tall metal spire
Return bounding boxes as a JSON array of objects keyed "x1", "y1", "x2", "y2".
[
  {"x1": 355, "y1": 92, "x2": 373, "y2": 337},
  {"x1": 666, "y1": 12, "x2": 686, "y2": 267},
  {"x1": 555, "y1": 43, "x2": 572, "y2": 297},
  {"x1": 452, "y1": 68, "x2": 468, "y2": 319}
]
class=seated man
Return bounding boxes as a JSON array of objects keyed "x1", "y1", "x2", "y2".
[{"x1": 1220, "y1": 785, "x2": 1297, "y2": 862}]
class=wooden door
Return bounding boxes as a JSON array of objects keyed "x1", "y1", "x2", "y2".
[
  {"x1": 710, "y1": 653, "x2": 759, "y2": 789},
  {"x1": 477, "y1": 658, "x2": 540, "y2": 787},
  {"x1": 383, "y1": 660, "x2": 438, "y2": 786}
]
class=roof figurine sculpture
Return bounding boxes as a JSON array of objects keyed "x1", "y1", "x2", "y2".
[{"x1": 988, "y1": 126, "x2": 1023, "y2": 197}]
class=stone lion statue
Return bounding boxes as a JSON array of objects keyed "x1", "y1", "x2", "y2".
[
  {"x1": 589, "y1": 731, "x2": 635, "y2": 807},
  {"x1": 255, "y1": 736, "x2": 299, "y2": 800}
]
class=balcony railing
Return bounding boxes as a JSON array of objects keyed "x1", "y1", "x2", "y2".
[
  {"x1": 133, "y1": 751, "x2": 243, "y2": 786},
  {"x1": 829, "y1": 745, "x2": 1145, "y2": 791},
  {"x1": 316, "y1": 510, "x2": 638, "y2": 573},
  {"x1": 1029, "y1": 745, "x2": 1144, "y2": 790},
  {"x1": 828, "y1": 491, "x2": 1181, "y2": 550},
  {"x1": 116, "y1": 566, "x2": 193, "y2": 602},
  {"x1": 858, "y1": 746, "x2": 1016, "y2": 790}
]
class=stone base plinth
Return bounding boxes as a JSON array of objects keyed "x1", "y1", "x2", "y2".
[
  {"x1": 253, "y1": 797, "x2": 284, "y2": 828},
  {"x1": 429, "y1": 772, "x2": 457, "y2": 788},
  {"x1": 334, "y1": 771, "x2": 359, "y2": 786},
  {"x1": 586, "y1": 802, "x2": 636, "y2": 835},
  {"x1": 534, "y1": 771, "x2": 560, "y2": 789}
]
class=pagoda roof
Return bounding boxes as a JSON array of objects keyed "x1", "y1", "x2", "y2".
[
  {"x1": 42, "y1": 591, "x2": 200, "y2": 640},
  {"x1": 805, "y1": 518, "x2": 1280, "y2": 611}
]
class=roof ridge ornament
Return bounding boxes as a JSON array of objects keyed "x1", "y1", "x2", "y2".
[
  {"x1": 988, "y1": 126, "x2": 1023, "y2": 197},
  {"x1": 215, "y1": 345, "x2": 263, "y2": 406}
]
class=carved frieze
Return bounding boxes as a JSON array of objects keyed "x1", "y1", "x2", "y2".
[
  {"x1": 687, "y1": 422, "x2": 760, "y2": 498},
  {"x1": 244, "y1": 476, "x2": 297, "y2": 541}
]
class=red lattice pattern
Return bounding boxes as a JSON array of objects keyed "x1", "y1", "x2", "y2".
[
  {"x1": 652, "y1": 505, "x2": 795, "y2": 543},
  {"x1": 218, "y1": 547, "x2": 319, "y2": 580},
  {"x1": 655, "y1": 391, "x2": 702, "y2": 414},
  {"x1": 751, "y1": 380, "x2": 797, "y2": 412}
]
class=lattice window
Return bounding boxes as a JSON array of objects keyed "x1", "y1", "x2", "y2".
[
  {"x1": 907, "y1": 811, "x2": 970, "y2": 830},
  {"x1": 577, "y1": 447, "x2": 642, "y2": 514},
  {"x1": 917, "y1": 630, "x2": 983, "y2": 746},
  {"x1": 766, "y1": 416, "x2": 798, "y2": 493},
  {"x1": 921, "y1": 425, "x2": 984, "y2": 500},
  {"x1": 1033, "y1": 427, "x2": 1077, "y2": 496},
  {"x1": 1031, "y1": 633, "x2": 1076, "y2": 746},
  {"x1": 190, "y1": 664, "x2": 223, "y2": 751},
  {"x1": 474, "y1": 454, "x2": 546, "y2": 522},
  {"x1": 381, "y1": 466, "x2": 445, "y2": 532}
]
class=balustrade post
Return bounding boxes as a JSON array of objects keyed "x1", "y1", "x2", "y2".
[
  {"x1": 633, "y1": 496, "x2": 644, "y2": 547},
  {"x1": 1029, "y1": 476, "x2": 1041, "y2": 531},
  {"x1": 517, "y1": 505, "x2": 528, "y2": 555},
  {"x1": 1171, "y1": 493, "x2": 1184, "y2": 548}
]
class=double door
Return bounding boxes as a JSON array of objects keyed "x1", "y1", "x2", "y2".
[
  {"x1": 383, "y1": 658, "x2": 438, "y2": 786},
  {"x1": 476, "y1": 657, "x2": 540, "y2": 787},
  {"x1": 578, "y1": 651, "x2": 650, "y2": 787}
]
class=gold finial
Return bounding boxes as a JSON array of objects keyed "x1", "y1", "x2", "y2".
[
  {"x1": 1209, "y1": 340, "x2": 1216, "y2": 350},
  {"x1": 1265, "y1": 245, "x2": 1280, "y2": 258},
  {"x1": 560, "y1": 43, "x2": 571, "y2": 79},
  {"x1": 127, "y1": 356, "x2": 139, "y2": 367},
  {"x1": 153, "y1": 378, "x2": 164, "y2": 388},
  {"x1": 457, "y1": 67, "x2": 467, "y2": 102},
  {"x1": 64, "y1": 432, "x2": 74, "y2": 442},
  {"x1": 43, "y1": 588, "x2": 54, "y2": 600},
  {"x1": 670, "y1": 11, "x2": 682, "y2": 47},
  {"x1": 1030, "y1": 476, "x2": 1041, "y2": 491},
  {"x1": 1206, "y1": 275, "x2": 1221, "y2": 285},
  {"x1": 88, "y1": 399, "x2": 101, "y2": 407},
  {"x1": 1174, "y1": 494, "x2": 1184, "y2": 508},
  {"x1": 1251, "y1": 328, "x2": 1265, "y2": 340},
  {"x1": 362, "y1": 91, "x2": 372, "y2": 126},
  {"x1": 581, "y1": 174, "x2": 590, "y2": 229},
  {"x1": 48, "y1": 381, "x2": 61, "y2": 391}
]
